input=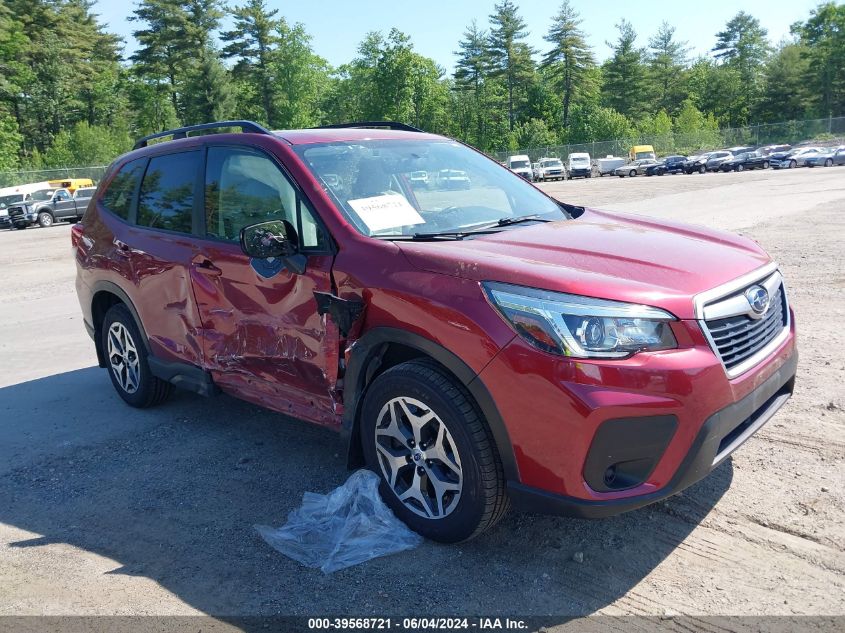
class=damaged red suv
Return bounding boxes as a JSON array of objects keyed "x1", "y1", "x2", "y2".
[{"x1": 73, "y1": 121, "x2": 797, "y2": 542}]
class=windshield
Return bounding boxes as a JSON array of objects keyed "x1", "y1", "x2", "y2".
[
  {"x1": 0, "y1": 194, "x2": 24, "y2": 207},
  {"x1": 635, "y1": 151, "x2": 654, "y2": 160},
  {"x1": 295, "y1": 139, "x2": 565, "y2": 237},
  {"x1": 30, "y1": 189, "x2": 55, "y2": 201},
  {"x1": 509, "y1": 160, "x2": 529, "y2": 169},
  {"x1": 541, "y1": 160, "x2": 562, "y2": 167}
]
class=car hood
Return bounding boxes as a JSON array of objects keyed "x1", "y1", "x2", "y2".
[{"x1": 397, "y1": 209, "x2": 771, "y2": 319}]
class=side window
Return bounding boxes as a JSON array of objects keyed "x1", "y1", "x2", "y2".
[
  {"x1": 204, "y1": 146, "x2": 327, "y2": 250},
  {"x1": 55, "y1": 190, "x2": 71, "y2": 201},
  {"x1": 102, "y1": 158, "x2": 146, "y2": 221},
  {"x1": 137, "y1": 151, "x2": 199, "y2": 233}
]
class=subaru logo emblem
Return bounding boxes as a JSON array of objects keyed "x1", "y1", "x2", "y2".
[{"x1": 745, "y1": 285, "x2": 769, "y2": 315}]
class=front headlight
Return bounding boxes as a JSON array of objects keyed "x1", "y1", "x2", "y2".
[{"x1": 483, "y1": 282, "x2": 677, "y2": 358}]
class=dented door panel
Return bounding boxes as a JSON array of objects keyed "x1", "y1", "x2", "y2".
[{"x1": 190, "y1": 239, "x2": 340, "y2": 426}]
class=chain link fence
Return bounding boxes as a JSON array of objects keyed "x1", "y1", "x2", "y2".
[
  {"x1": 1, "y1": 116, "x2": 843, "y2": 187},
  {"x1": 0, "y1": 165, "x2": 109, "y2": 189},
  {"x1": 493, "y1": 116, "x2": 845, "y2": 163}
]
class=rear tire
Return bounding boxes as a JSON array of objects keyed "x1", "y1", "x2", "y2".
[
  {"x1": 825, "y1": 158, "x2": 833, "y2": 167},
  {"x1": 101, "y1": 304, "x2": 172, "y2": 408},
  {"x1": 360, "y1": 359, "x2": 509, "y2": 543},
  {"x1": 763, "y1": 161, "x2": 769, "y2": 169},
  {"x1": 737, "y1": 164, "x2": 744, "y2": 172},
  {"x1": 698, "y1": 165, "x2": 706, "y2": 174}
]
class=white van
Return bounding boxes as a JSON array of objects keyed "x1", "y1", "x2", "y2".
[
  {"x1": 567, "y1": 153, "x2": 592, "y2": 179},
  {"x1": 507, "y1": 155, "x2": 533, "y2": 180}
]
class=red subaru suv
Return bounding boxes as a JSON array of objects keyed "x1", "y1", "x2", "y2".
[{"x1": 73, "y1": 121, "x2": 797, "y2": 542}]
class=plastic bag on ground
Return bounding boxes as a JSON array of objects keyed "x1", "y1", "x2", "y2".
[{"x1": 255, "y1": 469, "x2": 423, "y2": 573}]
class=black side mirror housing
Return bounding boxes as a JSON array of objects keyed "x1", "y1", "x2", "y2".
[{"x1": 239, "y1": 219, "x2": 306, "y2": 274}]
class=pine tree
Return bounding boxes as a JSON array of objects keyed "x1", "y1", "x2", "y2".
[
  {"x1": 487, "y1": 0, "x2": 536, "y2": 131},
  {"x1": 601, "y1": 20, "x2": 647, "y2": 119},
  {"x1": 222, "y1": 0, "x2": 281, "y2": 126},
  {"x1": 541, "y1": 0, "x2": 594, "y2": 130},
  {"x1": 712, "y1": 12, "x2": 770, "y2": 122},
  {"x1": 648, "y1": 21, "x2": 689, "y2": 115}
]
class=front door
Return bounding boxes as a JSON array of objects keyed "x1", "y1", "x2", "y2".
[{"x1": 190, "y1": 145, "x2": 340, "y2": 426}]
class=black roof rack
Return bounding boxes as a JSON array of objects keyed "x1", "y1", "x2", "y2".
[
  {"x1": 314, "y1": 121, "x2": 424, "y2": 133},
  {"x1": 133, "y1": 120, "x2": 272, "y2": 150}
]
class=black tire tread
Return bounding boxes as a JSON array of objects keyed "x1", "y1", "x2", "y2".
[{"x1": 378, "y1": 358, "x2": 510, "y2": 540}]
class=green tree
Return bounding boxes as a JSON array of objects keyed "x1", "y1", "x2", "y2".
[
  {"x1": 601, "y1": 20, "x2": 647, "y2": 119},
  {"x1": 222, "y1": 0, "x2": 281, "y2": 126},
  {"x1": 647, "y1": 21, "x2": 689, "y2": 114},
  {"x1": 755, "y1": 42, "x2": 810, "y2": 122},
  {"x1": 792, "y1": 2, "x2": 845, "y2": 117},
  {"x1": 712, "y1": 11, "x2": 771, "y2": 122},
  {"x1": 541, "y1": 1, "x2": 594, "y2": 130},
  {"x1": 487, "y1": 0, "x2": 536, "y2": 131},
  {"x1": 673, "y1": 98, "x2": 720, "y2": 152},
  {"x1": 636, "y1": 110, "x2": 674, "y2": 153},
  {"x1": 0, "y1": 111, "x2": 22, "y2": 172},
  {"x1": 567, "y1": 103, "x2": 634, "y2": 143},
  {"x1": 273, "y1": 19, "x2": 330, "y2": 128},
  {"x1": 510, "y1": 117, "x2": 557, "y2": 151}
]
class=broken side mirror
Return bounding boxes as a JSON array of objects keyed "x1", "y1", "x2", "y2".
[{"x1": 239, "y1": 219, "x2": 306, "y2": 274}]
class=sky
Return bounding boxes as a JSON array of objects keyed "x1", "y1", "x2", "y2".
[{"x1": 93, "y1": 0, "x2": 824, "y2": 70}]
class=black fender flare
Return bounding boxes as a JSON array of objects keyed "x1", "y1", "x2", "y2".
[
  {"x1": 90, "y1": 280, "x2": 152, "y2": 365},
  {"x1": 342, "y1": 327, "x2": 519, "y2": 481}
]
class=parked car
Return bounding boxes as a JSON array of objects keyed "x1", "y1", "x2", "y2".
[
  {"x1": 73, "y1": 120, "x2": 797, "y2": 543},
  {"x1": 7, "y1": 186, "x2": 94, "y2": 229},
  {"x1": 759, "y1": 144, "x2": 791, "y2": 156},
  {"x1": 614, "y1": 158, "x2": 662, "y2": 177},
  {"x1": 0, "y1": 188, "x2": 27, "y2": 229},
  {"x1": 718, "y1": 151, "x2": 770, "y2": 172},
  {"x1": 682, "y1": 153, "x2": 713, "y2": 174},
  {"x1": 595, "y1": 156, "x2": 627, "y2": 176},
  {"x1": 408, "y1": 171, "x2": 429, "y2": 188},
  {"x1": 435, "y1": 169, "x2": 471, "y2": 190},
  {"x1": 535, "y1": 157, "x2": 565, "y2": 181},
  {"x1": 567, "y1": 152, "x2": 592, "y2": 178},
  {"x1": 661, "y1": 155, "x2": 688, "y2": 174},
  {"x1": 507, "y1": 154, "x2": 532, "y2": 180},
  {"x1": 644, "y1": 161, "x2": 668, "y2": 176},
  {"x1": 770, "y1": 147, "x2": 822, "y2": 169},
  {"x1": 703, "y1": 151, "x2": 734, "y2": 171},
  {"x1": 805, "y1": 146, "x2": 845, "y2": 167}
]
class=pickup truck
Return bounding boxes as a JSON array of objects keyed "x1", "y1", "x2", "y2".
[{"x1": 8, "y1": 187, "x2": 95, "y2": 229}]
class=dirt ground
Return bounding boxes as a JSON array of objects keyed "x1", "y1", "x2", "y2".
[{"x1": 0, "y1": 167, "x2": 842, "y2": 627}]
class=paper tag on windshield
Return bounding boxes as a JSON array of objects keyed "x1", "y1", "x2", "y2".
[{"x1": 347, "y1": 193, "x2": 425, "y2": 233}]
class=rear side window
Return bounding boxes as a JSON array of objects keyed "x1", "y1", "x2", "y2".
[
  {"x1": 102, "y1": 158, "x2": 145, "y2": 220},
  {"x1": 137, "y1": 151, "x2": 199, "y2": 233}
]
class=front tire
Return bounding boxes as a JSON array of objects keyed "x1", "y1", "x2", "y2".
[
  {"x1": 629, "y1": 170, "x2": 636, "y2": 177},
  {"x1": 101, "y1": 304, "x2": 172, "y2": 408},
  {"x1": 361, "y1": 360, "x2": 509, "y2": 543},
  {"x1": 825, "y1": 158, "x2": 833, "y2": 167},
  {"x1": 38, "y1": 212, "x2": 54, "y2": 228},
  {"x1": 789, "y1": 160, "x2": 797, "y2": 169},
  {"x1": 763, "y1": 161, "x2": 769, "y2": 169},
  {"x1": 737, "y1": 164, "x2": 744, "y2": 172}
]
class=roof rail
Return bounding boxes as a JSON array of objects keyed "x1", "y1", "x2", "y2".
[
  {"x1": 314, "y1": 121, "x2": 424, "y2": 133},
  {"x1": 133, "y1": 120, "x2": 272, "y2": 150}
]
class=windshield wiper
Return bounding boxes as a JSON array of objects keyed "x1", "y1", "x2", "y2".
[{"x1": 375, "y1": 215, "x2": 553, "y2": 241}]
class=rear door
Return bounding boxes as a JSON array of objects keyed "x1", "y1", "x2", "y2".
[
  {"x1": 189, "y1": 144, "x2": 340, "y2": 426},
  {"x1": 123, "y1": 150, "x2": 207, "y2": 367}
]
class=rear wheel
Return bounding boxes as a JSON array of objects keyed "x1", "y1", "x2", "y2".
[
  {"x1": 37, "y1": 212, "x2": 54, "y2": 228},
  {"x1": 361, "y1": 359, "x2": 509, "y2": 542},
  {"x1": 825, "y1": 158, "x2": 833, "y2": 167},
  {"x1": 101, "y1": 304, "x2": 172, "y2": 408},
  {"x1": 763, "y1": 161, "x2": 769, "y2": 169},
  {"x1": 698, "y1": 165, "x2": 706, "y2": 174},
  {"x1": 737, "y1": 164, "x2": 744, "y2": 172}
]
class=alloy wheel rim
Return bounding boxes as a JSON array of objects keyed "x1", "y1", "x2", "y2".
[
  {"x1": 374, "y1": 396, "x2": 463, "y2": 519},
  {"x1": 107, "y1": 322, "x2": 140, "y2": 394}
]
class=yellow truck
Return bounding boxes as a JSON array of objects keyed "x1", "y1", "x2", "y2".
[
  {"x1": 48, "y1": 178, "x2": 94, "y2": 194},
  {"x1": 629, "y1": 145, "x2": 656, "y2": 161}
]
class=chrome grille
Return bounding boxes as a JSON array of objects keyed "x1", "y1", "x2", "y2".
[{"x1": 701, "y1": 273, "x2": 788, "y2": 376}]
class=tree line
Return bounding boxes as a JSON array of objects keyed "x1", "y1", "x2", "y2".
[{"x1": 0, "y1": 0, "x2": 843, "y2": 172}]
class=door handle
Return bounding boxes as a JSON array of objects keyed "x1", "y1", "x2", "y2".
[{"x1": 192, "y1": 258, "x2": 222, "y2": 276}]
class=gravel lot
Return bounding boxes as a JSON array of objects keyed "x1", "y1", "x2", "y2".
[{"x1": 0, "y1": 167, "x2": 843, "y2": 625}]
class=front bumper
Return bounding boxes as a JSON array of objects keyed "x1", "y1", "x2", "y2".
[
  {"x1": 569, "y1": 168, "x2": 590, "y2": 177},
  {"x1": 507, "y1": 350, "x2": 796, "y2": 517},
  {"x1": 478, "y1": 313, "x2": 797, "y2": 516}
]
